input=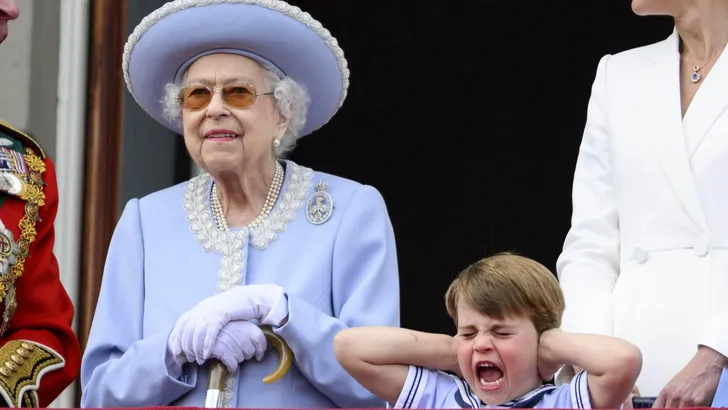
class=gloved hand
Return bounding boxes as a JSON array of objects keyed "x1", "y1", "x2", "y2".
[
  {"x1": 211, "y1": 320, "x2": 268, "y2": 372},
  {"x1": 164, "y1": 343, "x2": 189, "y2": 378},
  {"x1": 168, "y1": 284, "x2": 288, "y2": 363}
]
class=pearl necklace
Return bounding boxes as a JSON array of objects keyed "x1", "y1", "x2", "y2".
[{"x1": 210, "y1": 161, "x2": 284, "y2": 231}]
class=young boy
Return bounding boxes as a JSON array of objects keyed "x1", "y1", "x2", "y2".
[{"x1": 334, "y1": 253, "x2": 642, "y2": 408}]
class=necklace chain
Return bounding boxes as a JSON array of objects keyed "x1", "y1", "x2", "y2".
[
  {"x1": 210, "y1": 161, "x2": 284, "y2": 231},
  {"x1": 683, "y1": 41, "x2": 727, "y2": 83}
]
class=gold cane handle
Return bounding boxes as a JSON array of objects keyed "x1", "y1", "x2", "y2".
[
  {"x1": 208, "y1": 360, "x2": 228, "y2": 388},
  {"x1": 261, "y1": 325, "x2": 294, "y2": 384},
  {"x1": 205, "y1": 360, "x2": 228, "y2": 407},
  {"x1": 206, "y1": 325, "x2": 295, "y2": 406}
]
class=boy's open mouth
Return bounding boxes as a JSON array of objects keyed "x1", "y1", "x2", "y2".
[{"x1": 475, "y1": 361, "x2": 504, "y2": 390}]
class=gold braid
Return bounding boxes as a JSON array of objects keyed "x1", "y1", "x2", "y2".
[
  {"x1": 0, "y1": 147, "x2": 45, "y2": 311},
  {"x1": 10, "y1": 148, "x2": 46, "y2": 281}
]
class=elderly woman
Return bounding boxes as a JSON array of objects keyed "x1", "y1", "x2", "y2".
[
  {"x1": 79, "y1": 0, "x2": 400, "y2": 408},
  {"x1": 556, "y1": 0, "x2": 728, "y2": 408}
]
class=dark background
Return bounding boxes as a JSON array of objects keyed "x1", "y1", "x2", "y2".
[
  {"x1": 122, "y1": 2, "x2": 674, "y2": 336},
  {"x1": 282, "y1": 2, "x2": 673, "y2": 335}
]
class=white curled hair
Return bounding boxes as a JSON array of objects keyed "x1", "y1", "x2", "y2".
[{"x1": 161, "y1": 67, "x2": 311, "y2": 158}]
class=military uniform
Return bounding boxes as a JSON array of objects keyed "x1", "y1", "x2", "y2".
[{"x1": 0, "y1": 120, "x2": 80, "y2": 407}]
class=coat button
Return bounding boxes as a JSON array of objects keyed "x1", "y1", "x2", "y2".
[
  {"x1": 634, "y1": 247, "x2": 647, "y2": 264},
  {"x1": 694, "y1": 237, "x2": 710, "y2": 257}
]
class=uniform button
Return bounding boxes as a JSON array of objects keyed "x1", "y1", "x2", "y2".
[
  {"x1": 634, "y1": 247, "x2": 647, "y2": 264},
  {"x1": 694, "y1": 237, "x2": 710, "y2": 257}
]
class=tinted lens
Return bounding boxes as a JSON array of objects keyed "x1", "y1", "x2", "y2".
[
  {"x1": 222, "y1": 83, "x2": 256, "y2": 108},
  {"x1": 180, "y1": 85, "x2": 212, "y2": 110}
]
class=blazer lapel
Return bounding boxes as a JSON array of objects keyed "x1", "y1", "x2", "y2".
[
  {"x1": 642, "y1": 29, "x2": 709, "y2": 231},
  {"x1": 682, "y1": 42, "x2": 728, "y2": 158}
]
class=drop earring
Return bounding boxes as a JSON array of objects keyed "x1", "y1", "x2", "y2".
[{"x1": 273, "y1": 139, "x2": 281, "y2": 147}]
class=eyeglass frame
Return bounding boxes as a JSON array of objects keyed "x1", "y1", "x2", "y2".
[{"x1": 176, "y1": 82, "x2": 274, "y2": 111}]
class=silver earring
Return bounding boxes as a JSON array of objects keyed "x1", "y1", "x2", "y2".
[{"x1": 273, "y1": 139, "x2": 280, "y2": 147}]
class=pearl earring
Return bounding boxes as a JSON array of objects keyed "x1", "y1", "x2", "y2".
[{"x1": 273, "y1": 139, "x2": 280, "y2": 147}]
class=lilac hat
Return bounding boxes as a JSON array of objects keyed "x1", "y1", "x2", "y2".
[{"x1": 122, "y1": 0, "x2": 349, "y2": 137}]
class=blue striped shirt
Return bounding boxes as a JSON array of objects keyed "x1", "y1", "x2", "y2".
[{"x1": 389, "y1": 366, "x2": 591, "y2": 408}]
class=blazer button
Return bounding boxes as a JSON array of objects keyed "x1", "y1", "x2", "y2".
[
  {"x1": 694, "y1": 237, "x2": 710, "y2": 257},
  {"x1": 633, "y1": 247, "x2": 647, "y2": 264}
]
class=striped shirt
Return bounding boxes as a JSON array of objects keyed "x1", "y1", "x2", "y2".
[{"x1": 389, "y1": 366, "x2": 591, "y2": 409}]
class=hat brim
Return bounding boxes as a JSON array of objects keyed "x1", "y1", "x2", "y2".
[{"x1": 123, "y1": 0, "x2": 349, "y2": 137}]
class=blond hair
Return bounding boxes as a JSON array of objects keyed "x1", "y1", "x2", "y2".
[{"x1": 444, "y1": 253, "x2": 564, "y2": 334}]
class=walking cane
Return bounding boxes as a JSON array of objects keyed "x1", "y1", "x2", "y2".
[{"x1": 204, "y1": 325, "x2": 294, "y2": 408}]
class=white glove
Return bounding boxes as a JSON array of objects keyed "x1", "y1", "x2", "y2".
[
  {"x1": 168, "y1": 284, "x2": 288, "y2": 363},
  {"x1": 211, "y1": 320, "x2": 268, "y2": 371}
]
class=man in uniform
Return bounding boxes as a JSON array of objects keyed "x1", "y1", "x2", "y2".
[{"x1": 0, "y1": 0, "x2": 81, "y2": 407}]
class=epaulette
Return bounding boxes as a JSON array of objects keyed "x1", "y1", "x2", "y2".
[{"x1": 0, "y1": 120, "x2": 45, "y2": 159}]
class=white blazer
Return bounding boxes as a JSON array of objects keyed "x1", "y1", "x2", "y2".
[{"x1": 556, "y1": 28, "x2": 728, "y2": 396}]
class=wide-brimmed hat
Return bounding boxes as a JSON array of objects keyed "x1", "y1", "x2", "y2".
[{"x1": 122, "y1": 0, "x2": 349, "y2": 137}]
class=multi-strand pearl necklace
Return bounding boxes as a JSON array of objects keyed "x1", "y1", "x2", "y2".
[{"x1": 210, "y1": 161, "x2": 285, "y2": 231}]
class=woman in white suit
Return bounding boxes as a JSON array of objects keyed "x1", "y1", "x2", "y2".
[{"x1": 556, "y1": 0, "x2": 728, "y2": 408}]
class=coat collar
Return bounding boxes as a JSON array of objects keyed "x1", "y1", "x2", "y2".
[{"x1": 640, "y1": 27, "x2": 707, "y2": 232}]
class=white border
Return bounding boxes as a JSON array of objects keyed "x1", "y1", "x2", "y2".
[
  {"x1": 0, "y1": 341, "x2": 67, "y2": 408},
  {"x1": 49, "y1": 0, "x2": 90, "y2": 407}
]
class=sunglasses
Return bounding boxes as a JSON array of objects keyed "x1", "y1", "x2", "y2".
[{"x1": 177, "y1": 82, "x2": 274, "y2": 111}]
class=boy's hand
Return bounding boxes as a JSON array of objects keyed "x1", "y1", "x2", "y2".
[
  {"x1": 537, "y1": 329, "x2": 563, "y2": 380},
  {"x1": 536, "y1": 329, "x2": 641, "y2": 408},
  {"x1": 449, "y1": 337, "x2": 463, "y2": 377}
]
